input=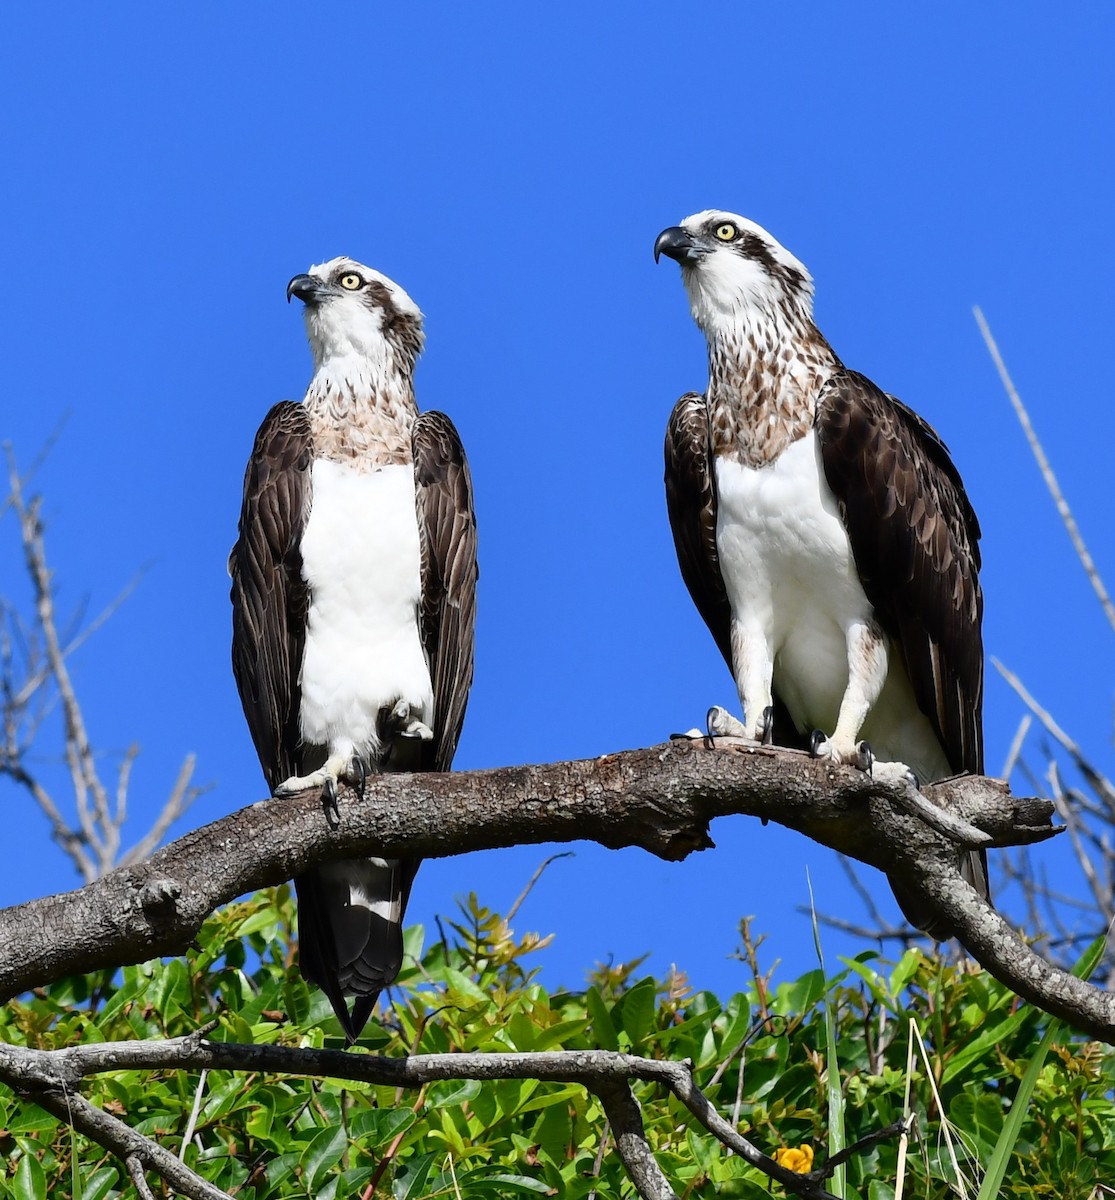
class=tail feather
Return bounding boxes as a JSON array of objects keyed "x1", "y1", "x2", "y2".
[{"x1": 294, "y1": 856, "x2": 419, "y2": 1043}]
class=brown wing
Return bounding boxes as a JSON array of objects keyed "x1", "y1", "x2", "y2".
[
  {"x1": 412, "y1": 411, "x2": 478, "y2": 772},
  {"x1": 665, "y1": 393, "x2": 805, "y2": 747},
  {"x1": 664, "y1": 393, "x2": 734, "y2": 670},
  {"x1": 815, "y1": 369, "x2": 984, "y2": 775},
  {"x1": 229, "y1": 402, "x2": 314, "y2": 791}
]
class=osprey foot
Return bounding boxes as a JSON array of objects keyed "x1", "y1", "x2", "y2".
[
  {"x1": 274, "y1": 751, "x2": 352, "y2": 827},
  {"x1": 759, "y1": 706, "x2": 776, "y2": 747},
  {"x1": 809, "y1": 731, "x2": 874, "y2": 772},
  {"x1": 388, "y1": 699, "x2": 434, "y2": 742},
  {"x1": 707, "y1": 706, "x2": 749, "y2": 739}
]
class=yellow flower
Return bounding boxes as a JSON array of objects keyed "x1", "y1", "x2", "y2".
[{"x1": 773, "y1": 1144, "x2": 814, "y2": 1173}]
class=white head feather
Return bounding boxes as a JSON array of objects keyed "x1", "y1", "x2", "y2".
[
  {"x1": 673, "y1": 211, "x2": 815, "y2": 333},
  {"x1": 299, "y1": 256, "x2": 424, "y2": 372}
]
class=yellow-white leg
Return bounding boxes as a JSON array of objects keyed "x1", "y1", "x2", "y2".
[
  {"x1": 274, "y1": 751, "x2": 354, "y2": 798},
  {"x1": 730, "y1": 619, "x2": 776, "y2": 741},
  {"x1": 810, "y1": 621, "x2": 896, "y2": 774}
]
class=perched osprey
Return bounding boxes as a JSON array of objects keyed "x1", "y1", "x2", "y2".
[
  {"x1": 654, "y1": 212, "x2": 985, "y2": 937},
  {"x1": 230, "y1": 258, "x2": 477, "y2": 1040}
]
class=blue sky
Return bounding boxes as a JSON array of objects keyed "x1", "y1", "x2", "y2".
[{"x1": 3, "y1": 4, "x2": 1113, "y2": 998}]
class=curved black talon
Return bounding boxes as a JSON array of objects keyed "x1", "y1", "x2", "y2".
[
  {"x1": 322, "y1": 777, "x2": 340, "y2": 828},
  {"x1": 858, "y1": 741, "x2": 875, "y2": 774},
  {"x1": 349, "y1": 756, "x2": 367, "y2": 801},
  {"x1": 760, "y1": 706, "x2": 776, "y2": 747},
  {"x1": 809, "y1": 729, "x2": 828, "y2": 757}
]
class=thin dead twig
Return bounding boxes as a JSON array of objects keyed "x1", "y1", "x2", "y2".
[
  {"x1": 506, "y1": 850, "x2": 575, "y2": 922},
  {"x1": 974, "y1": 306, "x2": 1115, "y2": 636},
  {"x1": 994, "y1": 659, "x2": 1115, "y2": 813},
  {"x1": 1, "y1": 444, "x2": 200, "y2": 880},
  {"x1": 1001, "y1": 714, "x2": 1033, "y2": 782}
]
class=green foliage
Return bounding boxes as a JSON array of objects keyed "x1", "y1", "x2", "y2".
[{"x1": 2, "y1": 890, "x2": 1114, "y2": 1198}]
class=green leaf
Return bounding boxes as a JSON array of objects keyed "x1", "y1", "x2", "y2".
[
  {"x1": 400, "y1": 922, "x2": 426, "y2": 969},
  {"x1": 528, "y1": 1017, "x2": 592, "y2": 1051},
  {"x1": 428, "y1": 1077, "x2": 483, "y2": 1108},
  {"x1": 264, "y1": 1151, "x2": 300, "y2": 1189},
  {"x1": 393, "y1": 1151, "x2": 436, "y2": 1199},
  {"x1": 515, "y1": 1082, "x2": 582, "y2": 1115},
  {"x1": 470, "y1": 1173, "x2": 554, "y2": 1193},
  {"x1": 585, "y1": 987, "x2": 618, "y2": 1051},
  {"x1": 235, "y1": 905, "x2": 281, "y2": 937},
  {"x1": 4, "y1": 1107, "x2": 60, "y2": 1136},
  {"x1": 940, "y1": 1006, "x2": 1033, "y2": 1084},
  {"x1": 283, "y1": 973, "x2": 313, "y2": 1028},
  {"x1": 532, "y1": 1095, "x2": 573, "y2": 1166},
  {"x1": 840, "y1": 956, "x2": 893, "y2": 1007},
  {"x1": 613, "y1": 977, "x2": 657, "y2": 1047},
  {"x1": 77, "y1": 1166, "x2": 120, "y2": 1200},
  {"x1": 300, "y1": 1122, "x2": 349, "y2": 1189},
  {"x1": 887, "y1": 948, "x2": 922, "y2": 998},
  {"x1": 975, "y1": 934, "x2": 1107, "y2": 1200},
  {"x1": 773, "y1": 967, "x2": 825, "y2": 1015},
  {"x1": 442, "y1": 966, "x2": 492, "y2": 1004},
  {"x1": 349, "y1": 1107, "x2": 416, "y2": 1146},
  {"x1": 14, "y1": 1153, "x2": 46, "y2": 1200}
]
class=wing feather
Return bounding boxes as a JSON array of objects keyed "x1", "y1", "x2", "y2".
[
  {"x1": 815, "y1": 370, "x2": 983, "y2": 776},
  {"x1": 816, "y1": 370, "x2": 986, "y2": 937},
  {"x1": 413, "y1": 411, "x2": 478, "y2": 772},
  {"x1": 229, "y1": 402, "x2": 314, "y2": 791},
  {"x1": 664, "y1": 393, "x2": 734, "y2": 671}
]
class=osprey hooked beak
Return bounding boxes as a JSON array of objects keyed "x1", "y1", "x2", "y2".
[
  {"x1": 286, "y1": 274, "x2": 331, "y2": 305},
  {"x1": 654, "y1": 226, "x2": 707, "y2": 266}
]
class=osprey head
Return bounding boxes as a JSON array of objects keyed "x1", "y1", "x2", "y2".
[
  {"x1": 654, "y1": 211, "x2": 814, "y2": 330},
  {"x1": 287, "y1": 257, "x2": 425, "y2": 371}
]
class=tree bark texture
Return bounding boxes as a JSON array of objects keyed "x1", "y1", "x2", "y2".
[{"x1": 2, "y1": 738, "x2": 1098, "y2": 1038}]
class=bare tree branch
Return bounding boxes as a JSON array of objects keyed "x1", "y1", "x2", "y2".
[
  {"x1": 119, "y1": 754, "x2": 204, "y2": 869},
  {"x1": 974, "y1": 306, "x2": 1115, "y2": 635},
  {"x1": 125, "y1": 1155, "x2": 159, "y2": 1200},
  {"x1": 992, "y1": 658, "x2": 1115, "y2": 979},
  {"x1": 1000, "y1": 713, "x2": 1032, "y2": 781},
  {"x1": 0, "y1": 1035, "x2": 911, "y2": 1200},
  {"x1": 15, "y1": 1074, "x2": 231, "y2": 1200},
  {"x1": 2, "y1": 737, "x2": 1097, "y2": 1042},
  {"x1": 1, "y1": 443, "x2": 201, "y2": 881},
  {"x1": 594, "y1": 1080, "x2": 679, "y2": 1200}
]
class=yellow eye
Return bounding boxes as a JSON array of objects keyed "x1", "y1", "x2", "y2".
[
  {"x1": 715, "y1": 223, "x2": 738, "y2": 242},
  {"x1": 339, "y1": 273, "x2": 363, "y2": 290}
]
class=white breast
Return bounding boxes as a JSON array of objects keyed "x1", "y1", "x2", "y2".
[
  {"x1": 298, "y1": 459, "x2": 433, "y2": 761},
  {"x1": 715, "y1": 429, "x2": 870, "y2": 730},
  {"x1": 714, "y1": 429, "x2": 950, "y2": 780}
]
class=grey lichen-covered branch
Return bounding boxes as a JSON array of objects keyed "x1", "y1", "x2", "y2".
[
  {"x1": 0, "y1": 1036, "x2": 877, "y2": 1200},
  {"x1": 2, "y1": 735, "x2": 1102, "y2": 1038}
]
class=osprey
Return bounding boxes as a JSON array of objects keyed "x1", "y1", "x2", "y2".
[
  {"x1": 230, "y1": 258, "x2": 477, "y2": 1040},
  {"x1": 654, "y1": 211, "x2": 985, "y2": 937}
]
